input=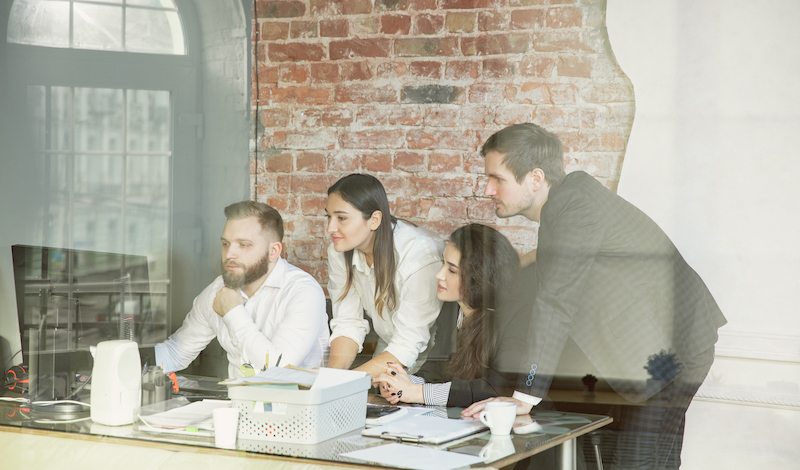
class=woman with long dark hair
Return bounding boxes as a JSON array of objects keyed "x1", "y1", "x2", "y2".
[
  {"x1": 325, "y1": 174, "x2": 445, "y2": 377},
  {"x1": 373, "y1": 223, "x2": 533, "y2": 407}
]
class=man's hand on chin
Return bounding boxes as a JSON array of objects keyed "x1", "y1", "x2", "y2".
[{"x1": 213, "y1": 286, "x2": 244, "y2": 317}]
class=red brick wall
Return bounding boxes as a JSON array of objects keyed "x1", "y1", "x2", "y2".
[{"x1": 250, "y1": 0, "x2": 634, "y2": 285}]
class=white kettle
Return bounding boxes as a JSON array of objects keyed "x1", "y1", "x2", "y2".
[{"x1": 90, "y1": 340, "x2": 141, "y2": 426}]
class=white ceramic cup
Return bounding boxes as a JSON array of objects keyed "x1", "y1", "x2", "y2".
[
  {"x1": 478, "y1": 434, "x2": 516, "y2": 461},
  {"x1": 479, "y1": 402, "x2": 516, "y2": 436},
  {"x1": 213, "y1": 407, "x2": 240, "y2": 448}
]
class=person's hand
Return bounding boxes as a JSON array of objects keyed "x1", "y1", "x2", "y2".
[
  {"x1": 372, "y1": 363, "x2": 422, "y2": 404},
  {"x1": 374, "y1": 376, "x2": 400, "y2": 404},
  {"x1": 461, "y1": 396, "x2": 533, "y2": 419},
  {"x1": 213, "y1": 286, "x2": 244, "y2": 317}
]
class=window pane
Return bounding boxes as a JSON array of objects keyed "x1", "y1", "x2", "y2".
[
  {"x1": 45, "y1": 154, "x2": 71, "y2": 248},
  {"x1": 27, "y1": 86, "x2": 47, "y2": 151},
  {"x1": 126, "y1": 0, "x2": 176, "y2": 8},
  {"x1": 126, "y1": 8, "x2": 184, "y2": 55},
  {"x1": 73, "y1": 3, "x2": 122, "y2": 51},
  {"x1": 127, "y1": 90, "x2": 171, "y2": 152},
  {"x1": 49, "y1": 87, "x2": 73, "y2": 151},
  {"x1": 29, "y1": 85, "x2": 73, "y2": 152},
  {"x1": 73, "y1": 154, "x2": 123, "y2": 252},
  {"x1": 74, "y1": 88, "x2": 123, "y2": 152},
  {"x1": 7, "y1": 0, "x2": 70, "y2": 48},
  {"x1": 126, "y1": 156, "x2": 169, "y2": 280},
  {"x1": 48, "y1": 153, "x2": 70, "y2": 197},
  {"x1": 74, "y1": 154, "x2": 123, "y2": 199},
  {"x1": 8, "y1": 0, "x2": 186, "y2": 55}
]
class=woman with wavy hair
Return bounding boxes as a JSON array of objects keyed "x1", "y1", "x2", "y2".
[
  {"x1": 325, "y1": 174, "x2": 444, "y2": 377},
  {"x1": 374, "y1": 223, "x2": 534, "y2": 407}
]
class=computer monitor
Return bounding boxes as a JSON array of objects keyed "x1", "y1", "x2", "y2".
[{"x1": 11, "y1": 244, "x2": 165, "y2": 400}]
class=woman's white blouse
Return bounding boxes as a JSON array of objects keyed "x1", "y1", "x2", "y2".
[{"x1": 327, "y1": 220, "x2": 444, "y2": 373}]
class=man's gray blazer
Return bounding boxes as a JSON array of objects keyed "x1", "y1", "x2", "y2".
[{"x1": 517, "y1": 171, "x2": 727, "y2": 402}]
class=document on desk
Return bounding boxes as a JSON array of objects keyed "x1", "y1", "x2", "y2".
[
  {"x1": 341, "y1": 443, "x2": 485, "y2": 470},
  {"x1": 139, "y1": 399, "x2": 230, "y2": 431},
  {"x1": 361, "y1": 415, "x2": 487, "y2": 444},
  {"x1": 310, "y1": 367, "x2": 368, "y2": 390}
]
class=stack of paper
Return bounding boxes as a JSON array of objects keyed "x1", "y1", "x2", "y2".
[
  {"x1": 137, "y1": 399, "x2": 231, "y2": 437},
  {"x1": 221, "y1": 366, "x2": 318, "y2": 388}
]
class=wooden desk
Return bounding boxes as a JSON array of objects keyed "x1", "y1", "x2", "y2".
[{"x1": 0, "y1": 399, "x2": 611, "y2": 470}]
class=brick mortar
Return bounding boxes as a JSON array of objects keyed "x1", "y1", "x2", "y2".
[{"x1": 250, "y1": 1, "x2": 633, "y2": 284}]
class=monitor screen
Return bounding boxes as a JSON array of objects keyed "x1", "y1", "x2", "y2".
[{"x1": 11, "y1": 244, "x2": 166, "y2": 399}]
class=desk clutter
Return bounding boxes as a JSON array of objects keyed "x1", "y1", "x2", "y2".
[
  {"x1": 3, "y1": 337, "x2": 613, "y2": 470},
  {"x1": 228, "y1": 367, "x2": 371, "y2": 444}
]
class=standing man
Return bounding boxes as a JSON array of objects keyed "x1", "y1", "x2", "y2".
[
  {"x1": 463, "y1": 123, "x2": 726, "y2": 469},
  {"x1": 155, "y1": 201, "x2": 329, "y2": 378}
]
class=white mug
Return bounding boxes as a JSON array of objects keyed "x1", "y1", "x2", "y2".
[{"x1": 478, "y1": 402, "x2": 516, "y2": 436}]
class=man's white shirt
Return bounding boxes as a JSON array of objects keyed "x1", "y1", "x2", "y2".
[
  {"x1": 327, "y1": 220, "x2": 444, "y2": 373},
  {"x1": 156, "y1": 257, "x2": 329, "y2": 379}
]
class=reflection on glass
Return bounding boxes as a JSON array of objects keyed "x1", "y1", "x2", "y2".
[
  {"x1": 127, "y1": 90, "x2": 171, "y2": 152},
  {"x1": 73, "y1": 3, "x2": 123, "y2": 51},
  {"x1": 47, "y1": 154, "x2": 71, "y2": 249},
  {"x1": 11, "y1": 244, "x2": 166, "y2": 401},
  {"x1": 26, "y1": 86, "x2": 46, "y2": 151},
  {"x1": 74, "y1": 88, "x2": 124, "y2": 152},
  {"x1": 26, "y1": 85, "x2": 171, "y2": 287},
  {"x1": 7, "y1": 0, "x2": 70, "y2": 48},
  {"x1": 74, "y1": 155, "x2": 123, "y2": 252},
  {"x1": 51, "y1": 87, "x2": 73, "y2": 151},
  {"x1": 126, "y1": 9, "x2": 184, "y2": 55},
  {"x1": 26, "y1": 86, "x2": 72, "y2": 152},
  {"x1": 74, "y1": 154, "x2": 123, "y2": 197},
  {"x1": 127, "y1": 156, "x2": 169, "y2": 280},
  {"x1": 126, "y1": 0, "x2": 176, "y2": 8},
  {"x1": 73, "y1": 202, "x2": 122, "y2": 253}
]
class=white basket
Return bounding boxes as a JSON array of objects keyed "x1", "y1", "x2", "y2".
[{"x1": 228, "y1": 374, "x2": 370, "y2": 444}]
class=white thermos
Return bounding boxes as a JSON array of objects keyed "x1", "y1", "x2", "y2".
[{"x1": 90, "y1": 340, "x2": 141, "y2": 426}]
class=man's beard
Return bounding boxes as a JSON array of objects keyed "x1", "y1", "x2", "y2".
[
  {"x1": 493, "y1": 190, "x2": 536, "y2": 219},
  {"x1": 221, "y1": 253, "x2": 270, "y2": 289}
]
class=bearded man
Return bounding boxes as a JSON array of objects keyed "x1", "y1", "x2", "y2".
[{"x1": 155, "y1": 201, "x2": 329, "y2": 378}]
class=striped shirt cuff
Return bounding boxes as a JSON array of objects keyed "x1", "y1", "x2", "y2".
[
  {"x1": 408, "y1": 374, "x2": 425, "y2": 385},
  {"x1": 423, "y1": 382, "x2": 451, "y2": 406}
]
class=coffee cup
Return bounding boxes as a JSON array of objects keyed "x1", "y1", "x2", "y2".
[
  {"x1": 213, "y1": 407, "x2": 240, "y2": 448},
  {"x1": 478, "y1": 402, "x2": 516, "y2": 436}
]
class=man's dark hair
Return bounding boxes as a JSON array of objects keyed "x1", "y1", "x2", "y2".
[
  {"x1": 223, "y1": 201, "x2": 284, "y2": 241},
  {"x1": 446, "y1": 223, "x2": 520, "y2": 380},
  {"x1": 481, "y1": 123, "x2": 567, "y2": 186}
]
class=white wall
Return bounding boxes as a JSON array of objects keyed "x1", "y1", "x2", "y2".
[{"x1": 607, "y1": 1, "x2": 800, "y2": 467}]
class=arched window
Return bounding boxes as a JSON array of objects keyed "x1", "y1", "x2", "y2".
[
  {"x1": 2, "y1": 0, "x2": 202, "y2": 346},
  {"x1": 7, "y1": 0, "x2": 185, "y2": 55}
]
